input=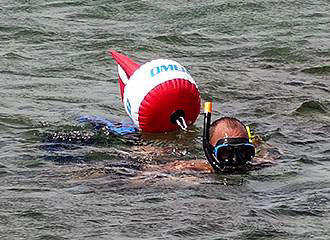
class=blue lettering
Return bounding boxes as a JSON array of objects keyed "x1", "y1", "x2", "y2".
[
  {"x1": 150, "y1": 66, "x2": 160, "y2": 77},
  {"x1": 150, "y1": 64, "x2": 187, "y2": 77},
  {"x1": 160, "y1": 65, "x2": 174, "y2": 72}
]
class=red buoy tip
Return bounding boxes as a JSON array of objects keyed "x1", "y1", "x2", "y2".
[{"x1": 109, "y1": 50, "x2": 140, "y2": 78}]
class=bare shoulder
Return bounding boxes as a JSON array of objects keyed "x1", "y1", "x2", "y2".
[
  {"x1": 249, "y1": 135, "x2": 280, "y2": 169},
  {"x1": 253, "y1": 134, "x2": 280, "y2": 159}
]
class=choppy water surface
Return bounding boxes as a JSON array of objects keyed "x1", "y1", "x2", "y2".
[{"x1": 1, "y1": 0, "x2": 329, "y2": 239}]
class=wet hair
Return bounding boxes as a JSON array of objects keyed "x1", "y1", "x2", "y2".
[{"x1": 209, "y1": 117, "x2": 248, "y2": 141}]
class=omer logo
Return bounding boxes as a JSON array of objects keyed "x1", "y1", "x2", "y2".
[{"x1": 150, "y1": 64, "x2": 187, "y2": 77}]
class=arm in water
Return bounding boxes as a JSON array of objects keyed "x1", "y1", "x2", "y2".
[
  {"x1": 77, "y1": 115, "x2": 277, "y2": 174},
  {"x1": 142, "y1": 135, "x2": 277, "y2": 174}
]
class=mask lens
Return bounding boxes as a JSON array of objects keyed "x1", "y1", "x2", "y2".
[
  {"x1": 235, "y1": 145, "x2": 254, "y2": 161},
  {"x1": 216, "y1": 146, "x2": 234, "y2": 161},
  {"x1": 237, "y1": 146, "x2": 248, "y2": 159}
]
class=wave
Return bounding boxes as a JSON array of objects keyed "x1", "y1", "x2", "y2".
[
  {"x1": 301, "y1": 65, "x2": 330, "y2": 75},
  {"x1": 294, "y1": 100, "x2": 329, "y2": 115}
]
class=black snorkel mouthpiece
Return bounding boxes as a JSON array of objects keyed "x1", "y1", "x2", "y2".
[{"x1": 202, "y1": 102, "x2": 225, "y2": 172}]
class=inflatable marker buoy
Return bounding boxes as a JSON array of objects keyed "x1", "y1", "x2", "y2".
[{"x1": 109, "y1": 50, "x2": 201, "y2": 133}]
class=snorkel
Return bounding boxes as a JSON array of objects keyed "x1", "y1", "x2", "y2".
[
  {"x1": 202, "y1": 102, "x2": 256, "y2": 172},
  {"x1": 202, "y1": 102, "x2": 225, "y2": 172}
]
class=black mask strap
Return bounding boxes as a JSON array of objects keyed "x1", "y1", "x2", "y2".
[{"x1": 216, "y1": 138, "x2": 249, "y2": 145}]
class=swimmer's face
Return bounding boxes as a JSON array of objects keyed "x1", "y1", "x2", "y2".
[{"x1": 208, "y1": 119, "x2": 254, "y2": 168}]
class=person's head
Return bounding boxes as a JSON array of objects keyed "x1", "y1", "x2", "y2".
[
  {"x1": 206, "y1": 116, "x2": 255, "y2": 169},
  {"x1": 209, "y1": 117, "x2": 248, "y2": 146}
]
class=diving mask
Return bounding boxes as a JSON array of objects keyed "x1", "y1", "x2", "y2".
[{"x1": 213, "y1": 138, "x2": 255, "y2": 167}]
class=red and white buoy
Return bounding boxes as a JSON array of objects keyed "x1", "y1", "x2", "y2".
[{"x1": 109, "y1": 50, "x2": 200, "y2": 133}]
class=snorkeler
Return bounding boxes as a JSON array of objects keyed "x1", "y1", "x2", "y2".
[
  {"x1": 50, "y1": 102, "x2": 273, "y2": 176},
  {"x1": 143, "y1": 102, "x2": 274, "y2": 173}
]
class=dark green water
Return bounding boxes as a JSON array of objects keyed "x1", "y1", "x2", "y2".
[{"x1": 1, "y1": 0, "x2": 329, "y2": 239}]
